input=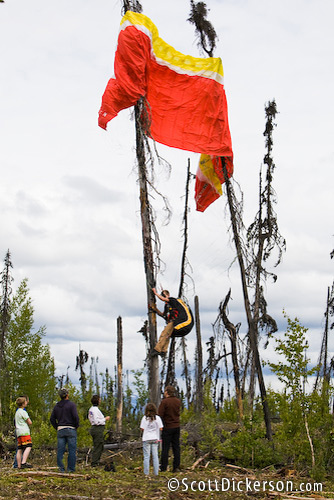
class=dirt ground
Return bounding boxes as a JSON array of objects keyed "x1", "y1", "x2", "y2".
[{"x1": 1, "y1": 449, "x2": 334, "y2": 500}]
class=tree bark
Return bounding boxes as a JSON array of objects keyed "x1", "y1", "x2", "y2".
[
  {"x1": 220, "y1": 290, "x2": 243, "y2": 420},
  {"x1": 194, "y1": 295, "x2": 204, "y2": 413},
  {"x1": 181, "y1": 337, "x2": 191, "y2": 407},
  {"x1": 0, "y1": 250, "x2": 13, "y2": 419},
  {"x1": 222, "y1": 159, "x2": 272, "y2": 440},
  {"x1": 135, "y1": 104, "x2": 160, "y2": 408},
  {"x1": 178, "y1": 161, "x2": 192, "y2": 406},
  {"x1": 116, "y1": 316, "x2": 123, "y2": 436}
]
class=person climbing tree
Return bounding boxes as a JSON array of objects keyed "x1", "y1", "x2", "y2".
[{"x1": 151, "y1": 288, "x2": 194, "y2": 357}]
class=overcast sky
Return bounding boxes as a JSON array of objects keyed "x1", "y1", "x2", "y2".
[{"x1": 0, "y1": 0, "x2": 333, "y2": 392}]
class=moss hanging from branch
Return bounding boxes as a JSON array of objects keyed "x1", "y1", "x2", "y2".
[
  {"x1": 188, "y1": 1, "x2": 218, "y2": 57},
  {"x1": 122, "y1": 0, "x2": 142, "y2": 15}
]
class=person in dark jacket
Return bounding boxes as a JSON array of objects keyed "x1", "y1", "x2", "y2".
[
  {"x1": 158, "y1": 385, "x2": 181, "y2": 472},
  {"x1": 50, "y1": 388, "x2": 80, "y2": 472}
]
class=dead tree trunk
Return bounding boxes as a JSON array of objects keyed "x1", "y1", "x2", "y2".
[
  {"x1": 0, "y1": 249, "x2": 13, "y2": 419},
  {"x1": 119, "y1": 0, "x2": 160, "y2": 406},
  {"x1": 179, "y1": 161, "x2": 192, "y2": 405},
  {"x1": 181, "y1": 337, "x2": 191, "y2": 407},
  {"x1": 323, "y1": 286, "x2": 330, "y2": 383},
  {"x1": 165, "y1": 337, "x2": 177, "y2": 388},
  {"x1": 248, "y1": 352, "x2": 256, "y2": 411},
  {"x1": 220, "y1": 290, "x2": 243, "y2": 420},
  {"x1": 223, "y1": 344, "x2": 231, "y2": 400},
  {"x1": 75, "y1": 348, "x2": 89, "y2": 400},
  {"x1": 222, "y1": 159, "x2": 272, "y2": 440},
  {"x1": 178, "y1": 159, "x2": 191, "y2": 298},
  {"x1": 135, "y1": 103, "x2": 160, "y2": 408},
  {"x1": 314, "y1": 286, "x2": 333, "y2": 392},
  {"x1": 166, "y1": 160, "x2": 192, "y2": 396},
  {"x1": 194, "y1": 295, "x2": 204, "y2": 413},
  {"x1": 116, "y1": 316, "x2": 123, "y2": 437}
]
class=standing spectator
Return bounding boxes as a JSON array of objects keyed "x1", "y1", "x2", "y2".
[
  {"x1": 50, "y1": 388, "x2": 79, "y2": 473},
  {"x1": 15, "y1": 396, "x2": 33, "y2": 469},
  {"x1": 140, "y1": 403, "x2": 163, "y2": 477},
  {"x1": 13, "y1": 394, "x2": 29, "y2": 469},
  {"x1": 88, "y1": 395, "x2": 110, "y2": 467},
  {"x1": 158, "y1": 386, "x2": 181, "y2": 472}
]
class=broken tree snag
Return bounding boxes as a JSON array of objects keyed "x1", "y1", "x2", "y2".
[
  {"x1": 116, "y1": 316, "x2": 123, "y2": 437},
  {"x1": 220, "y1": 290, "x2": 243, "y2": 420},
  {"x1": 135, "y1": 101, "x2": 160, "y2": 408},
  {"x1": 194, "y1": 295, "x2": 204, "y2": 414},
  {"x1": 221, "y1": 158, "x2": 272, "y2": 441}
]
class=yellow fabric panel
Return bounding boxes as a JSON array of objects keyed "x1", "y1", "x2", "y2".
[
  {"x1": 198, "y1": 154, "x2": 223, "y2": 195},
  {"x1": 174, "y1": 299, "x2": 193, "y2": 330},
  {"x1": 120, "y1": 11, "x2": 224, "y2": 81}
]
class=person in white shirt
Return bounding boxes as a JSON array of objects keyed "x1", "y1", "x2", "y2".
[
  {"x1": 88, "y1": 395, "x2": 111, "y2": 467},
  {"x1": 140, "y1": 403, "x2": 163, "y2": 476}
]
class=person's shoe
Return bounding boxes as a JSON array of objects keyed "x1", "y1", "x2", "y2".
[
  {"x1": 172, "y1": 467, "x2": 181, "y2": 472},
  {"x1": 21, "y1": 463, "x2": 33, "y2": 469}
]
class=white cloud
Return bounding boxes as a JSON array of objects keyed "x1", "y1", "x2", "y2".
[{"x1": 0, "y1": 0, "x2": 333, "y2": 390}]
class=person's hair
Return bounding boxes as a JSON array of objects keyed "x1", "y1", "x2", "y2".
[
  {"x1": 91, "y1": 394, "x2": 100, "y2": 406},
  {"x1": 58, "y1": 388, "x2": 69, "y2": 400},
  {"x1": 165, "y1": 385, "x2": 176, "y2": 397},
  {"x1": 145, "y1": 403, "x2": 157, "y2": 421},
  {"x1": 16, "y1": 397, "x2": 26, "y2": 408},
  {"x1": 19, "y1": 394, "x2": 29, "y2": 402},
  {"x1": 161, "y1": 290, "x2": 170, "y2": 298}
]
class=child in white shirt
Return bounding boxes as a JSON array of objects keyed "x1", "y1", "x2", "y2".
[{"x1": 140, "y1": 403, "x2": 163, "y2": 476}]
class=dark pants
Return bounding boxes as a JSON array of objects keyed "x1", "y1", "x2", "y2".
[
  {"x1": 160, "y1": 427, "x2": 180, "y2": 471},
  {"x1": 90, "y1": 425, "x2": 105, "y2": 466}
]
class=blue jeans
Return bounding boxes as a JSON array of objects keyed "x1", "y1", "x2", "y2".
[
  {"x1": 57, "y1": 428, "x2": 77, "y2": 472},
  {"x1": 143, "y1": 440, "x2": 159, "y2": 475}
]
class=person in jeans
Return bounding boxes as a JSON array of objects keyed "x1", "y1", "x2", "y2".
[
  {"x1": 140, "y1": 403, "x2": 163, "y2": 476},
  {"x1": 50, "y1": 388, "x2": 79, "y2": 473},
  {"x1": 88, "y1": 395, "x2": 110, "y2": 467},
  {"x1": 158, "y1": 385, "x2": 181, "y2": 472}
]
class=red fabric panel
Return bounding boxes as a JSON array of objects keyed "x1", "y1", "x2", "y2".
[
  {"x1": 146, "y1": 61, "x2": 232, "y2": 156},
  {"x1": 99, "y1": 25, "x2": 232, "y2": 157},
  {"x1": 98, "y1": 26, "x2": 150, "y2": 129},
  {"x1": 195, "y1": 156, "x2": 233, "y2": 212}
]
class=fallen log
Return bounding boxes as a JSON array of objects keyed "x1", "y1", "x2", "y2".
[
  {"x1": 103, "y1": 440, "x2": 142, "y2": 450},
  {"x1": 191, "y1": 452, "x2": 210, "y2": 469},
  {"x1": 57, "y1": 496, "x2": 113, "y2": 500},
  {"x1": 224, "y1": 463, "x2": 255, "y2": 475},
  {"x1": 12, "y1": 470, "x2": 88, "y2": 479}
]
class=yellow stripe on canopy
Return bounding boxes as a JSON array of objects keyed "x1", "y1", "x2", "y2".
[{"x1": 120, "y1": 11, "x2": 224, "y2": 82}]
